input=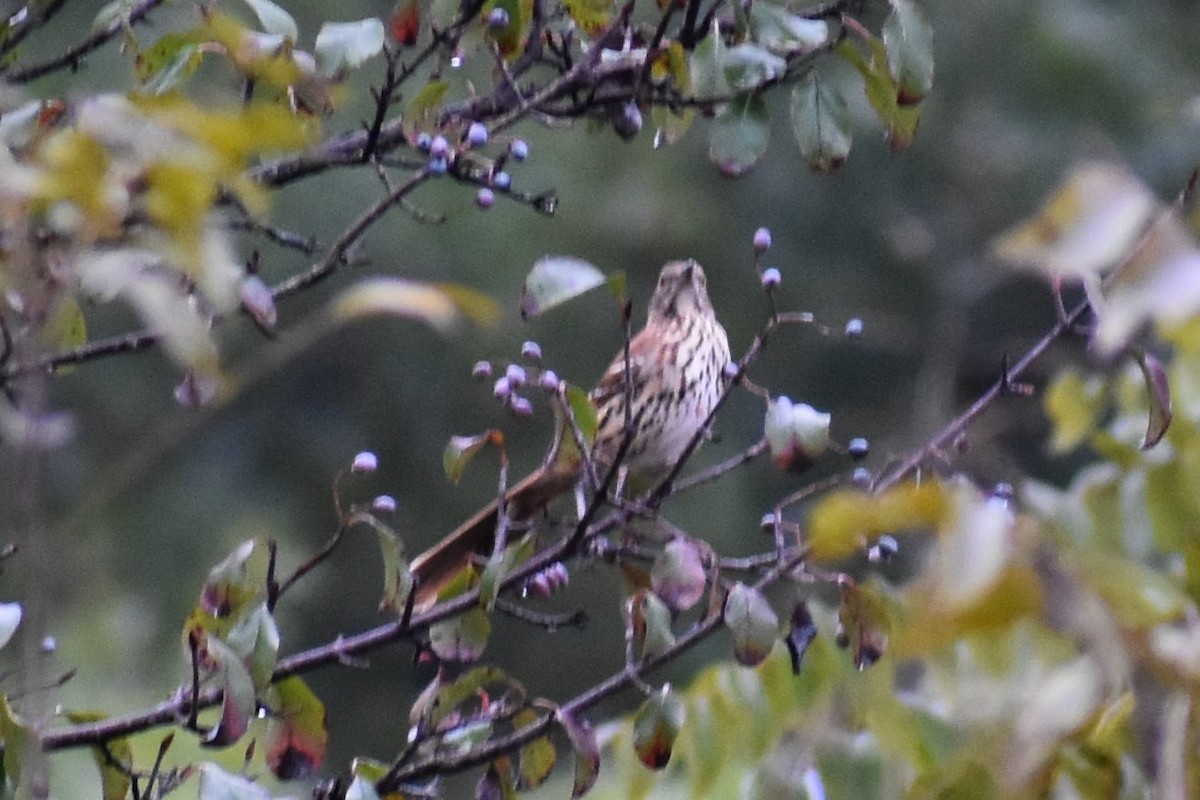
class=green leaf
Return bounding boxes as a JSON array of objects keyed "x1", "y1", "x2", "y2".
[
  {"x1": 238, "y1": 0, "x2": 298, "y2": 40},
  {"x1": 315, "y1": 18, "x2": 386, "y2": 78},
  {"x1": 723, "y1": 583, "x2": 779, "y2": 666},
  {"x1": 651, "y1": 539, "x2": 707, "y2": 612},
  {"x1": 515, "y1": 708, "x2": 556, "y2": 789},
  {"x1": 0, "y1": 697, "x2": 26, "y2": 786},
  {"x1": 266, "y1": 677, "x2": 328, "y2": 780},
  {"x1": 443, "y1": 430, "x2": 501, "y2": 484},
  {"x1": 136, "y1": 31, "x2": 206, "y2": 93},
  {"x1": 478, "y1": 532, "x2": 536, "y2": 611},
  {"x1": 198, "y1": 762, "x2": 272, "y2": 800},
  {"x1": 423, "y1": 665, "x2": 513, "y2": 728},
  {"x1": 790, "y1": 71, "x2": 852, "y2": 173},
  {"x1": 331, "y1": 277, "x2": 461, "y2": 334},
  {"x1": 64, "y1": 710, "x2": 131, "y2": 800},
  {"x1": 483, "y1": 0, "x2": 527, "y2": 59},
  {"x1": 200, "y1": 635, "x2": 257, "y2": 747},
  {"x1": 721, "y1": 44, "x2": 786, "y2": 92},
  {"x1": 0, "y1": 603, "x2": 21, "y2": 650},
  {"x1": 1043, "y1": 369, "x2": 1107, "y2": 452},
  {"x1": 690, "y1": 21, "x2": 730, "y2": 101},
  {"x1": 708, "y1": 93, "x2": 770, "y2": 177},
  {"x1": 632, "y1": 687, "x2": 687, "y2": 770},
  {"x1": 557, "y1": 707, "x2": 600, "y2": 797},
  {"x1": 837, "y1": 38, "x2": 921, "y2": 150},
  {"x1": 882, "y1": 0, "x2": 934, "y2": 105},
  {"x1": 428, "y1": 606, "x2": 492, "y2": 661},
  {"x1": 748, "y1": 3, "x2": 828, "y2": 55},
  {"x1": 628, "y1": 589, "x2": 676, "y2": 661},
  {"x1": 404, "y1": 80, "x2": 449, "y2": 138},
  {"x1": 520, "y1": 256, "x2": 607, "y2": 319}
]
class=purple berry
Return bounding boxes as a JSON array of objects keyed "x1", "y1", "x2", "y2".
[
  {"x1": 428, "y1": 156, "x2": 448, "y2": 175},
  {"x1": 487, "y1": 7, "x2": 509, "y2": 28},
  {"x1": 847, "y1": 437, "x2": 869, "y2": 460},
  {"x1": 467, "y1": 121, "x2": 488, "y2": 147},
  {"x1": 505, "y1": 363, "x2": 527, "y2": 388},
  {"x1": 844, "y1": 318, "x2": 864, "y2": 339},
  {"x1": 476, "y1": 187, "x2": 495, "y2": 208},
  {"x1": 372, "y1": 495, "x2": 397, "y2": 513},
  {"x1": 472, "y1": 360, "x2": 493, "y2": 380},
  {"x1": 722, "y1": 361, "x2": 740, "y2": 381},
  {"x1": 851, "y1": 466, "x2": 872, "y2": 488},
  {"x1": 538, "y1": 369, "x2": 560, "y2": 392},
  {"x1": 493, "y1": 376, "x2": 512, "y2": 400},
  {"x1": 753, "y1": 227, "x2": 772, "y2": 253},
  {"x1": 415, "y1": 132, "x2": 432, "y2": 153},
  {"x1": 509, "y1": 139, "x2": 529, "y2": 161},
  {"x1": 509, "y1": 395, "x2": 534, "y2": 418},
  {"x1": 429, "y1": 135, "x2": 449, "y2": 159},
  {"x1": 761, "y1": 267, "x2": 782, "y2": 289},
  {"x1": 521, "y1": 340, "x2": 542, "y2": 362},
  {"x1": 351, "y1": 451, "x2": 378, "y2": 474},
  {"x1": 760, "y1": 512, "x2": 777, "y2": 531},
  {"x1": 492, "y1": 170, "x2": 511, "y2": 190}
]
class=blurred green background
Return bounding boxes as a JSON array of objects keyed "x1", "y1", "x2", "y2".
[{"x1": 4, "y1": 0, "x2": 1200, "y2": 791}]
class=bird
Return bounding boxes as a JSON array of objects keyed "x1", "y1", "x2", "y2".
[{"x1": 409, "y1": 259, "x2": 732, "y2": 609}]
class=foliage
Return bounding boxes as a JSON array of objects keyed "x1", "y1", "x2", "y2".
[{"x1": 0, "y1": 0, "x2": 1198, "y2": 798}]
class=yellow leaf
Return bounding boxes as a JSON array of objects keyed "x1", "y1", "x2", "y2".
[{"x1": 807, "y1": 480, "x2": 948, "y2": 562}]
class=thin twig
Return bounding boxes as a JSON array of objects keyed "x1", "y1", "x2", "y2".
[{"x1": 4, "y1": 0, "x2": 168, "y2": 84}]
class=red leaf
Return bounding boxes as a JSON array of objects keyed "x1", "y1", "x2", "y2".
[{"x1": 388, "y1": 0, "x2": 421, "y2": 45}]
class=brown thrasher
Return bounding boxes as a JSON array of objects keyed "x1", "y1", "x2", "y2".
[{"x1": 410, "y1": 259, "x2": 731, "y2": 607}]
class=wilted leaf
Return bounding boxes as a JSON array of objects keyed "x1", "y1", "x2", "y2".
[
  {"x1": 1134, "y1": 350, "x2": 1172, "y2": 448},
  {"x1": 428, "y1": 606, "x2": 492, "y2": 662},
  {"x1": 331, "y1": 277, "x2": 461, "y2": 333},
  {"x1": 651, "y1": 539, "x2": 707, "y2": 612},
  {"x1": 521, "y1": 256, "x2": 607, "y2": 319},
  {"x1": 64, "y1": 711, "x2": 131, "y2": 800},
  {"x1": 724, "y1": 583, "x2": 779, "y2": 666},
  {"x1": 514, "y1": 708, "x2": 556, "y2": 788},
  {"x1": 198, "y1": 762, "x2": 272, "y2": 800},
  {"x1": 708, "y1": 93, "x2": 770, "y2": 177},
  {"x1": 1008, "y1": 656, "x2": 1104, "y2": 786},
  {"x1": 0, "y1": 697, "x2": 25, "y2": 786},
  {"x1": 266, "y1": 677, "x2": 328, "y2": 780},
  {"x1": 837, "y1": 579, "x2": 889, "y2": 668},
  {"x1": 632, "y1": 687, "x2": 686, "y2": 770},
  {"x1": 224, "y1": 602, "x2": 279, "y2": 687},
  {"x1": 186, "y1": 539, "x2": 270, "y2": 641},
  {"x1": 315, "y1": 18, "x2": 386, "y2": 78},
  {"x1": 882, "y1": 0, "x2": 934, "y2": 105},
  {"x1": 443, "y1": 430, "x2": 501, "y2": 484},
  {"x1": 784, "y1": 602, "x2": 817, "y2": 674},
  {"x1": 557, "y1": 708, "x2": 600, "y2": 797},
  {"x1": 1077, "y1": 550, "x2": 1187, "y2": 627},
  {"x1": 790, "y1": 71, "x2": 852, "y2": 173}
]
